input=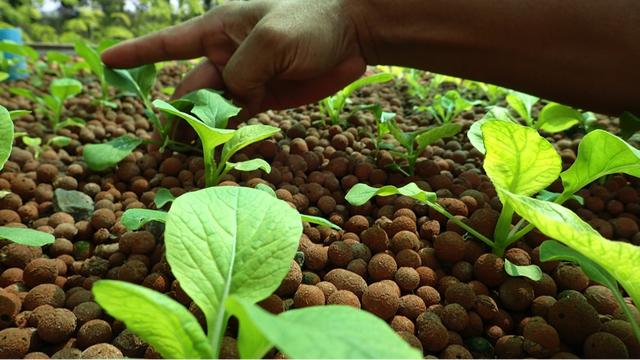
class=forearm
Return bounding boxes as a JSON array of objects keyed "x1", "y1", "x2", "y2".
[{"x1": 349, "y1": 0, "x2": 640, "y2": 115}]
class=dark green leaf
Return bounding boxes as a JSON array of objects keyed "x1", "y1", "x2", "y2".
[{"x1": 83, "y1": 136, "x2": 142, "y2": 171}]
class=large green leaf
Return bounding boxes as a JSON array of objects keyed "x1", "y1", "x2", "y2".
[
  {"x1": 536, "y1": 103, "x2": 581, "y2": 133},
  {"x1": 164, "y1": 187, "x2": 302, "y2": 349},
  {"x1": 220, "y1": 124, "x2": 280, "y2": 164},
  {"x1": 539, "y1": 240, "x2": 640, "y2": 341},
  {"x1": 482, "y1": 120, "x2": 561, "y2": 196},
  {"x1": 50, "y1": 78, "x2": 83, "y2": 101},
  {"x1": 500, "y1": 190, "x2": 640, "y2": 312},
  {"x1": 120, "y1": 209, "x2": 167, "y2": 231},
  {"x1": 506, "y1": 91, "x2": 539, "y2": 124},
  {"x1": 0, "y1": 105, "x2": 14, "y2": 171},
  {"x1": 467, "y1": 106, "x2": 515, "y2": 154},
  {"x1": 92, "y1": 280, "x2": 213, "y2": 359},
  {"x1": 226, "y1": 297, "x2": 421, "y2": 359},
  {"x1": 83, "y1": 135, "x2": 142, "y2": 171},
  {"x1": 345, "y1": 182, "x2": 436, "y2": 206},
  {"x1": 561, "y1": 130, "x2": 640, "y2": 195},
  {"x1": 180, "y1": 89, "x2": 241, "y2": 129},
  {"x1": 415, "y1": 123, "x2": 461, "y2": 154},
  {"x1": 0, "y1": 227, "x2": 55, "y2": 247},
  {"x1": 105, "y1": 64, "x2": 156, "y2": 100}
]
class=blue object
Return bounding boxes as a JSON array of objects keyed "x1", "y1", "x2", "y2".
[{"x1": 0, "y1": 27, "x2": 28, "y2": 80}]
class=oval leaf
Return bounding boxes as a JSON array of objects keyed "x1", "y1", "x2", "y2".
[
  {"x1": 482, "y1": 120, "x2": 561, "y2": 196},
  {"x1": 226, "y1": 297, "x2": 421, "y2": 359},
  {"x1": 164, "y1": 187, "x2": 302, "y2": 341},
  {"x1": 50, "y1": 78, "x2": 83, "y2": 101},
  {"x1": 180, "y1": 89, "x2": 241, "y2": 129},
  {"x1": 561, "y1": 130, "x2": 640, "y2": 195},
  {"x1": 0, "y1": 105, "x2": 14, "y2": 170},
  {"x1": 504, "y1": 258, "x2": 542, "y2": 281},
  {"x1": 105, "y1": 64, "x2": 156, "y2": 99},
  {"x1": 92, "y1": 280, "x2": 213, "y2": 359},
  {"x1": 220, "y1": 125, "x2": 280, "y2": 164},
  {"x1": 415, "y1": 123, "x2": 461, "y2": 153},
  {"x1": 345, "y1": 182, "x2": 437, "y2": 207},
  {"x1": 506, "y1": 91, "x2": 539, "y2": 124},
  {"x1": 83, "y1": 136, "x2": 142, "y2": 172},
  {"x1": 120, "y1": 209, "x2": 167, "y2": 231},
  {"x1": 467, "y1": 106, "x2": 515, "y2": 154},
  {"x1": 537, "y1": 103, "x2": 581, "y2": 133},
  {"x1": 228, "y1": 158, "x2": 271, "y2": 173},
  {"x1": 0, "y1": 227, "x2": 54, "y2": 246}
]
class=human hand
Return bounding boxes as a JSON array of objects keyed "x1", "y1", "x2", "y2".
[{"x1": 101, "y1": 0, "x2": 368, "y2": 116}]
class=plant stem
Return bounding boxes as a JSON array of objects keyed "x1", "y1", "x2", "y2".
[
  {"x1": 493, "y1": 203, "x2": 514, "y2": 256},
  {"x1": 204, "y1": 150, "x2": 216, "y2": 187},
  {"x1": 505, "y1": 192, "x2": 571, "y2": 244},
  {"x1": 424, "y1": 201, "x2": 494, "y2": 248}
]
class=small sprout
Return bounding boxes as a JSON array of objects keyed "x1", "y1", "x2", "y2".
[
  {"x1": 506, "y1": 90, "x2": 584, "y2": 133},
  {"x1": 420, "y1": 89, "x2": 476, "y2": 124},
  {"x1": 153, "y1": 188, "x2": 176, "y2": 209},
  {"x1": 74, "y1": 41, "x2": 116, "y2": 108},
  {"x1": 503, "y1": 259, "x2": 542, "y2": 281},
  {"x1": 83, "y1": 135, "x2": 143, "y2": 172}
]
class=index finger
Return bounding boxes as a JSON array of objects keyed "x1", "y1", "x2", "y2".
[{"x1": 101, "y1": 13, "x2": 220, "y2": 68}]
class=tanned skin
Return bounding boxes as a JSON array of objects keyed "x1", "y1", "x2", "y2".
[{"x1": 102, "y1": 0, "x2": 640, "y2": 117}]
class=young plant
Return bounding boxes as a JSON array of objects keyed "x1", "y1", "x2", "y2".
[
  {"x1": 9, "y1": 78, "x2": 85, "y2": 130},
  {"x1": 45, "y1": 51, "x2": 88, "y2": 78},
  {"x1": 356, "y1": 103, "x2": 397, "y2": 152},
  {"x1": 404, "y1": 69, "x2": 461, "y2": 100},
  {"x1": 93, "y1": 186, "x2": 420, "y2": 359},
  {"x1": 154, "y1": 89, "x2": 280, "y2": 187},
  {"x1": 464, "y1": 81, "x2": 508, "y2": 106},
  {"x1": 0, "y1": 105, "x2": 54, "y2": 247},
  {"x1": 386, "y1": 119, "x2": 461, "y2": 175},
  {"x1": 16, "y1": 134, "x2": 72, "y2": 159},
  {"x1": 319, "y1": 72, "x2": 393, "y2": 125},
  {"x1": 506, "y1": 91, "x2": 584, "y2": 133},
  {"x1": 418, "y1": 89, "x2": 476, "y2": 124},
  {"x1": 74, "y1": 41, "x2": 116, "y2": 108}
]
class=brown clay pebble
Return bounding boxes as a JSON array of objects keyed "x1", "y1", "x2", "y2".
[
  {"x1": 90, "y1": 209, "x2": 116, "y2": 230},
  {"x1": 434, "y1": 231, "x2": 466, "y2": 263},
  {"x1": 440, "y1": 344, "x2": 473, "y2": 359},
  {"x1": 81, "y1": 343, "x2": 124, "y2": 358},
  {"x1": 119, "y1": 231, "x2": 156, "y2": 254},
  {"x1": 276, "y1": 260, "x2": 302, "y2": 297},
  {"x1": 293, "y1": 284, "x2": 325, "y2": 308},
  {"x1": 23, "y1": 284, "x2": 65, "y2": 310},
  {"x1": 117, "y1": 260, "x2": 148, "y2": 284},
  {"x1": 360, "y1": 226, "x2": 389, "y2": 253},
  {"x1": 73, "y1": 302, "x2": 103, "y2": 325},
  {"x1": 495, "y1": 335, "x2": 525, "y2": 358},
  {"x1": 23, "y1": 258, "x2": 59, "y2": 287},
  {"x1": 602, "y1": 320, "x2": 640, "y2": 357},
  {"x1": 327, "y1": 241, "x2": 353, "y2": 267},
  {"x1": 474, "y1": 253, "x2": 506, "y2": 288},
  {"x1": 315, "y1": 281, "x2": 338, "y2": 299},
  {"x1": 583, "y1": 332, "x2": 629, "y2": 359},
  {"x1": 390, "y1": 230, "x2": 419, "y2": 252},
  {"x1": 444, "y1": 282, "x2": 476, "y2": 310},
  {"x1": 441, "y1": 303, "x2": 469, "y2": 331},
  {"x1": 0, "y1": 290, "x2": 21, "y2": 327},
  {"x1": 362, "y1": 282, "x2": 400, "y2": 320},
  {"x1": 368, "y1": 253, "x2": 397, "y2": 281},
  {"x1": 554, "y1": 263, "x2": 590, "y2": 291},
  {"x1": 219, "y1": 336, "x2": 239, "y2": 359},
  {"x1": 547, "y1": 295, "x2": 601, "y2": 346},
  {"x1": 258, "y1": 294, "x2": 284, "y2": 314},
  {"x1": 416, "y1": 312, "x2": 449, "y2": 352},
  {"x1": 523, "y1": 322, "x2": 560, "y2": 357},
  {"x1": 324, "y1": 269, "x2": 367, "y2": 298},
  {"x1": 0, "y1": 327, "x2": 32, "y2": 358},
  {"x1": 327, "y1": 290, "x2": 361, "y2": 308},
  {"x1": 416, "y1": 285, "x2": 441, "y2": 307},
  {"x1": 37, "y1": 307, "x2": 76, "y2": 343},
  {"x1": 77, "y1": 319, "x2": 112, "y2": 349},
  {"x1": 584, "y1": 285, "x2": 619, "y2": 315},
  {"x1": 499, "y1": 278, "x2": 535, "y2": 311},
  {"x1": 112, "y1": 329, "x2": 147, "y2": 357},
  {"x1": 24, "y1": 352, "x2": 49, "y2": 358},
  {"x1": 394, "y1": 267, "x2": 420, "y2": 292},
  {"x1": 398, "y1": 294, "x2": 426, "y2": 320}
]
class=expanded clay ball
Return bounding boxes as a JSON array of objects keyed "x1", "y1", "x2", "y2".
[
  {"x1": 602, "y1": 320, "x2": 640, "y2": 357},
  {"x1": 112, "y1": 329, "x2": 147, "y2": 357},
  {"x1": 548, "y1": 295, "x2": 601, "y2": 346},
  {"x1": 293, "y1": 285, "x2": 325, "y2": 308},
  {"x1": 327, "y1": 290, "x2": 360, "y2": 308},
  {"x1": 324, "y1": 269, "x2": 367, "y2": 298},
  {"x1": 276, "y1": 260, "x2": 302, "y2": 297},
  {"x1": 77, "y1": 319, "x2": 112, "y2": 349},
  {"x1": 610, "y1": 217, "x2": 639, "y2": 238},
  {"x1": 23, "y1": 258, "x2": 59, "y2": 287},
  {"x1": 553, "y1": 263, "x2": 589, "y2": 291},
  {"x1": 37, "y1": 308, "x2": 76, "y2": 343},
  {"x1": 368, "y1": 253, "x2": 397, "y2": 281},
  {"x1": 385, "y1": 216, "x2": 416, "y2": 238},
  {"x1": 343, "y1": 215, "x2": 369, "y2": 234},
  {"x1": 416, "y1": 286, "x2": 441, "y2": 307},
  {"x1": 362, "y1": 282, "x2": 400, "y2": 320},
  {"x1": 390, "y1": 230, "x2": 419, "y2": 253},
  {"x1": 473, "y1": 253, "x2": 506, "y2": 288},
  {"x1": 445, "y1": 282, "x2": 476, "y2": 310},
  {"x1": 523, "y1": 322, "x2": 560, "y2": 357},
  {"x1": 327, "y1": 241, "x2": 353, "y2": 267},
  {"x1": 495, "y1": 335, "x2": 525, "y2": 358},
  {"x1": 466, "y1": 208, "x2": 499, "y2": 238},
  {"x1": 398, "y1": 295, "x2": 426, "y2": 320},
  {"x1": 23, "y1": 284, "x2": 65, "y2": 310},
  {"x1": 394, "y1": 267, "x2": 420, "y2": 291},
  {"x1": 499, "y1": 278, "x2": 535, "y2": 312},
  {"x1": 416, "y1": 312, "x2": 449, "y2": 352},
  {"x1": 258, "y1": 294, "x2": 284, "y2": 314},
  {"x1": 434, "y1": 231, "x2": 466, "y2": 263},
  {"x1": 584, "y1": 285, "x2": 619, "y2": 315},
  {"x1": 583, "y1": 332, "x2": 629, "y2": 359},
  {"x1": 0, "y1": 267, "x2": 23, "y2": 286},
  {"x1": 441, "y1": 303, "x2": 469, "y2": 332},
  {"x1": 360, "y1": 226, "x2": 389, "y2": 253},
  {"x1": 531, "y1": 273, "x2": 558, "y2": 297},
  {"x1": 391, "y1": 315, "x2": 415, "y2": 333},
  {"x1": 0, "y1": 328, "x2": 32, "y2": 358},
  {"x1": 73, "y1": 302, "x2": 103, "y2": 325},
  {"x1": 315, "y1": 281, "x2": 338, "y2": 299},
  {"x1": 346, "y1": 258, "x2": 368, "y2": 278},
  {"x1": 118, "y1": 231, "x2": 156, "y2": 254},
  {"x1": 117, "y1": 260, "x2": 148, "y2": 284},
  {"x1": 415, "y1": 266, "x2": 437, "y2": 287},
  {"x1": 0, "y1": 290, "x2": 21, "y2": 327},
  {"x1": 81, "y1": 343, "x2": 124, "y2": 358},
  {"x1": 395, "y1": 249, "x2": 421, "y2": 268},
  {"x1": 531, "y1": 295, "x2": 556, "y2": 318},
  {"x1": 440, "y1": 344, "x2": 472, "y2": 359},
  {"x1": 304, "y1": 245, "x2": 328, "y2": 271}
]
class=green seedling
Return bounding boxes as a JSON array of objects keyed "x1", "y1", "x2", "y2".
[
  {"x1": 154, "y1": 89, "x2": 279, "y2": 186},
  {"x1": 539, "y1": 240, "x2": 640, "y2": 342},
  {"x1": 83, "y1": 135, "x2": 143, "y2": 172},
  {"x1": 0, "y1": 105, "x2": 54, "y2": 247},
  {"x1": 319, "y1": 72, "x2": 393, "y2": 125},
  {"x1": 9, "y1": 78, "x2": 85, "y2": 130},
  {"x1": 405, "y1": 69, "x2": 461, "y2": 100},
  {"x1": 506, "y1": 91, "x2": 584, "y2": 133},
  {"x1": 75, "y1": 41, "x2": 117, "y2": 108},
  {"x1": 18, "y1": 134, "x2": 72, "y2": 158},
  {"x1": 93, "y1": 186, "x2": 419, "y2": 359},
  {"x1": 45, "y1": 51, "x2": 88, "y2": 78},
  {"x1": 356, "y1": 103, "x2": 397, "y2": 152},
  {"x1": 387, "y1": 119, "x2": 461, "y2": 175},
  {"x1": 419, "y1": 89, "x2": 476, "y2": 124},
  {"x1": 464, "y1": 81, "x2": 508, "y2": 106}
]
